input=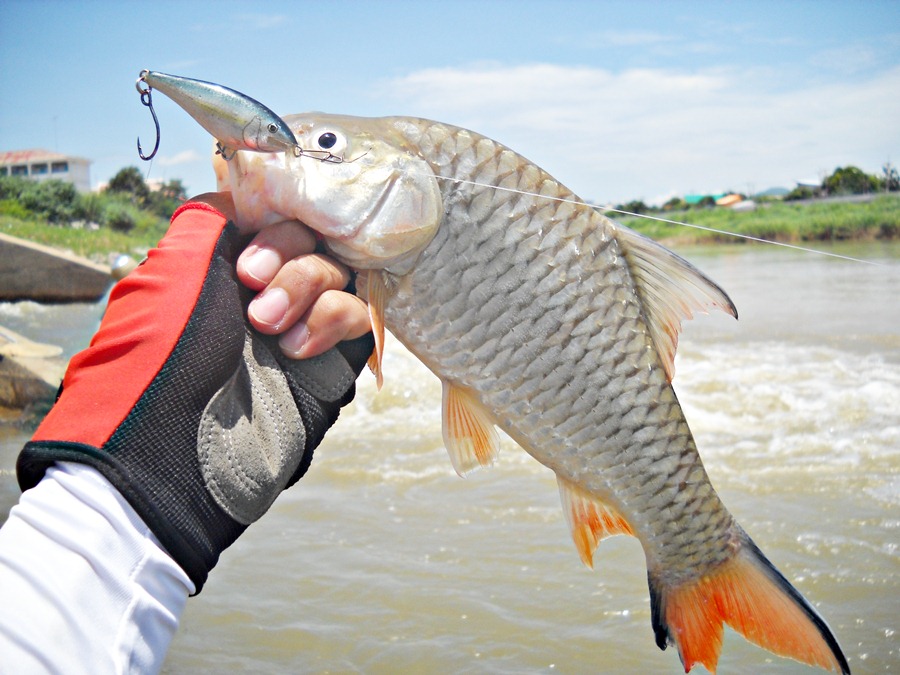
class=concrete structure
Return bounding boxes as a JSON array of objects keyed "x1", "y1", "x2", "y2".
[
  {"x1": 0, "y1": 149, "x2": 92, "y2": 192},
  {"x1": 0, "y1": 232, "x2": 112, "y2": 302}
]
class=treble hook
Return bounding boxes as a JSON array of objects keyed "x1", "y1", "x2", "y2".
[{"x1": 136, "y1": 71, "x2": 160, "y2": 161}]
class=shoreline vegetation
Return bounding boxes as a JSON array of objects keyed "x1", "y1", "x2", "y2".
[
  {"x1": 616, "y1": 193, "x2": 900, "y2": 247},
  {"x1": 3, "y1": 193, "x2": 898, "y2": 264},
  {"x1": 0, "y1": 168, "x2": 898, "y2": 262}
]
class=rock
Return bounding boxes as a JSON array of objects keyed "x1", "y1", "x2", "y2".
[{"x1": 0, "y1": 324, "x2": 65, "y2": 411}]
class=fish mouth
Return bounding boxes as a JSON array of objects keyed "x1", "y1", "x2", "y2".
[{"x1": 321, "y1": 171, "x2": 412, "y2": 268}]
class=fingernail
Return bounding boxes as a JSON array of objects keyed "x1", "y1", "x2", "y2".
[
  {"x1": 249, "y1": 287, "x2": 289, "y2": 327},
  {"x1": 279, "y1": 321, "x2": 310, "y2": 357},
  {"x1": 242, "y1": 247, "x2": 282, "y2": 284}
]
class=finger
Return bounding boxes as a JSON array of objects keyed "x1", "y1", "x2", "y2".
[
  {"x1": 247, "y1": 254, "x2": 351, "y2": 334},
  {"x1": 237, "y1": 221, "x2": 319, "y2": 291},
  {"x1": 278, "y1": 290, "x2": 372, "y2": 359}
]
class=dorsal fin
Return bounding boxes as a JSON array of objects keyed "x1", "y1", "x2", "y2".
[{"x1": 614, "y1": 224, "x2": 738, "y2": 381}]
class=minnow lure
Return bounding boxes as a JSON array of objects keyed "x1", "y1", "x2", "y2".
[{"x1": 135, "y1": 69, "x2": 298, "y2": 161}]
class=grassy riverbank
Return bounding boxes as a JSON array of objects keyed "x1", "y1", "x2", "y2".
[
  {"x1": 2, "y1": 194, "x2": 899, "y2": 262},
  {"x1": 619, "y1": 194, "x2": 900, "y2": 245},
  {"x1": 0, "y1": 214, "x2": 167, "y2": 263}
]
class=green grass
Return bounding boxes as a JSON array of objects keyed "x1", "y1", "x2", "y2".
[
  {"x1": 0, "y1": 214, "x2": 167, "y2": 262},
  {"x1": 615, "y1": 195, "x2": 900, "y2": 245},
  {"x1": 2, "y1": 195, "x2": 899, "y2": 262}
]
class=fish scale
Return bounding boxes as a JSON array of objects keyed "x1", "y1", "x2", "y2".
[
  {"x1": 221, "y1": 108, "x2": 850, "y2": 673},
  {"x1": 380, "y1": 120, "x2": 733, "y2": 577}
]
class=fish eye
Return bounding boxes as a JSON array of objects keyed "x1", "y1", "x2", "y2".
[
  {"x1": 267, "y1": 123, "x2": 279, "y2": 133},
  {"x1": 318, "y1": 132, "x2": 338, "y2": 149}
]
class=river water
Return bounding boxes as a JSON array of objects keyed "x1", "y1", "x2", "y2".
[{"x1": 1, "y1": 241, "x2": 897, "y2": 673}]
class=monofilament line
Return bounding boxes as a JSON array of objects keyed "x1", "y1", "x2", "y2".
[{"x1": 432, "y1": 175, "x2": 887, "y2": 267}]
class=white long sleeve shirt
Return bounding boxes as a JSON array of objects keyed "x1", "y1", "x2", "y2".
[{"x1": 0, "y1": 462, "x2": 194, "y2": 673}]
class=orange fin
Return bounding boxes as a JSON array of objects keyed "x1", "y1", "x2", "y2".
[
  {"x1": 615, "y1": 224, "x2": 738, "y2": 381},
  {"x1": 365, "y1": 271, "x2": 388, "y2": 390},
  {"x1": 441, "y1": 381, "x2": 499, "y2": 476},
  {"x1": 557, "y1": 476, "x2": 634, "y2": 568},
  {"x1": 650, "y1": 535, "x2": 850, "y2": 674}
]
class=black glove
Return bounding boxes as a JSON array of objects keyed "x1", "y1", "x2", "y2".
[{"x1": 17, "y1": 202, "x2": 373, "y2": 591}]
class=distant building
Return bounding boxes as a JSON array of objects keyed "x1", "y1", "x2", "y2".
[
  {"x1": 0, "y1": 149, "x2": 92, "y2": 192},
  {"x1": 715, "y1": 194, "x2": 743, "y2": 207},
  {"x1": 684, "y1": 192, "x2": 727, "y2": 205}
]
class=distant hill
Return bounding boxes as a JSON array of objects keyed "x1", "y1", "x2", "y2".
[{"x1": 754, "y1": 187, "x2": 791, "y2": 198}]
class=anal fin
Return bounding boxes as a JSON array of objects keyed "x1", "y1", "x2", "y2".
[
  {"x1": 441, "y1": 382, "x2": 500, "y2": 476},
  {"x1": 557, "y1": 476, "x2": 634, "y2": 568}
]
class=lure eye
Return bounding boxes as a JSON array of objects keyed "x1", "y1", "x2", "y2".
[
  {"x1": 318, "y1": 132, "x2": 338, "y2": 149},
  {"x1": 267, "y1": 123, "x2": 279, "y2": 134}
]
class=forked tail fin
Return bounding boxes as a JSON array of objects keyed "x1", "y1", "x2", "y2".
[{"x1": 648, "y1": 535, "x2": 850, "y2": 674}]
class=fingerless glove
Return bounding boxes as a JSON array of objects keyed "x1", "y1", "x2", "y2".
[{"x1": 17, "y1": 203, "x2": 373, "y2": 591}]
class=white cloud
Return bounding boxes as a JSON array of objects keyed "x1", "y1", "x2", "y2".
[
  {"x1": 378, "y1": 63, "x2": 900, "y2": 203},
  {"x1": 156, "y1": 149, "x2": 204, "y2": 166}
]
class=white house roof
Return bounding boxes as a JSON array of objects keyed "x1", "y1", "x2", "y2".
[{"x1": 0, "y1": 149, "x2": 91, "y2": 165}]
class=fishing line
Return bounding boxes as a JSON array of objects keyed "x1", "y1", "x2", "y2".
[
  {"x1": 597, "y1": 207, "x2": 888, "y2": 267},
  {"x1": 431, "y1": 174, "x2": 887, "y2": 267}
]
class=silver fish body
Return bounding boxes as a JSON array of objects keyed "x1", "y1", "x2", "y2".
[
  {"x1": 221, "y1": 113, "x2": 849, "y2": 674},
  {"x1": 372, "y1": 122, "x2": 731, "y2": 580}
]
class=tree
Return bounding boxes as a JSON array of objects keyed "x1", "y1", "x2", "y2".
[
  {"x1": 146, "y1": 178, "x2": 188, "y2": 219},
  {"x1": 158, "y1": 179, "x2": 187, "y2": 201},
  {"x1": 785, "y1": 186, "x2": 816, "y2": 201},
  {"x1": 618, "y1": 200, "x2": 649, "y2": 215},
  {"x1": 105, "y1": 166, "x2": 150, "y2": 204},
  {"x1": 823, "y1": 166, "x2": 879, "y2": 195},
  {"x1": 0, "y1": 176, "x2": 79, "y2": 223},
  {"x1": 662, "y1": 197, "x2": 687, "y2": 211}
]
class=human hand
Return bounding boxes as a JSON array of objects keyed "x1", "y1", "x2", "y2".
[
  {"x1": 189, "y1": 193, "x2": 372, "y2": 360},
  {"x1": 17, "y1": 201, "x2": 374, "y2": 591}
]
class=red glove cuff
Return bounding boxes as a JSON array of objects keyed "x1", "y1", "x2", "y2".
[{"x1": 32, "y1": 204, "x2": 229, "y2": 447}]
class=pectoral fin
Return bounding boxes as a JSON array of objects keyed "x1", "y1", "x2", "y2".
[
  {"x1": 441, "y1": 382, "x2": 500, "y2": 476},
  {"x1": 557, "y1": 476, "x2": 634, "y2": 567},
  {"x1": 365, "y1": 271, "x2": 388, "y2": 390}
]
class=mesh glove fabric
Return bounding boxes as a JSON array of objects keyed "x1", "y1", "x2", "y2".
[{"x1": 17, "y1": 203, "x2": 374, "y2": 591}]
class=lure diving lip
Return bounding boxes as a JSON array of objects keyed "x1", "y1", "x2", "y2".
[{"x1": 135, "y1": 69, "x2": 298, "y2": 160}]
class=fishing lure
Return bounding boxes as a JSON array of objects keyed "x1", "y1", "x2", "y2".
[{"x1": 135, "y1": 69, "x2": 298, "y2": 161}]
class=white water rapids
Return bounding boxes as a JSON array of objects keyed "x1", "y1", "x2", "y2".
[{"x1": 1, "y1": 241, "x2": 897, "y2": 673}]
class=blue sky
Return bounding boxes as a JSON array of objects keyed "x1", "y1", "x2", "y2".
[{"x1": 1, "y1": 0, "x2": 898, "y2": 205}]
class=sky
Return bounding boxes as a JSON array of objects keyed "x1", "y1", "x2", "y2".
[{"x1": 1, "y1": 0, "x2": 898, "y2": 206}]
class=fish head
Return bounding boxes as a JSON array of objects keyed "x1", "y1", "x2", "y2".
[{"x1": 223, "y1": 113, "x2": 442, "y2": 273}]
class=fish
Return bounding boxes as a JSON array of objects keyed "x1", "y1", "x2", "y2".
[
  {"x1": 215, "y1": 113, "x2": 850, "y2": 674},
  {"x1": 136, "y1": 70, "x2": 298, "y2": 158}
]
